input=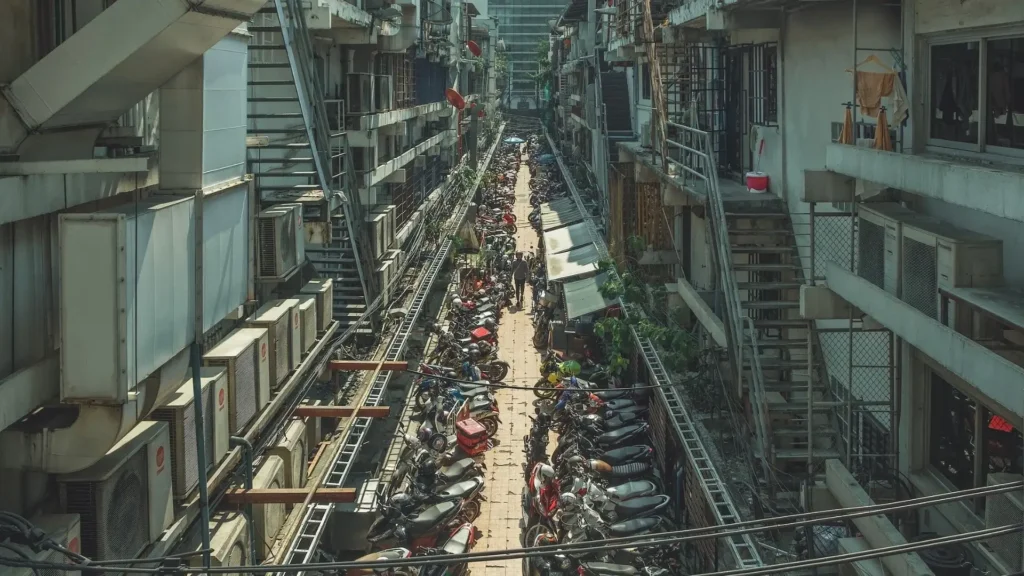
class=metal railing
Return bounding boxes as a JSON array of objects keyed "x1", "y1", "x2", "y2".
[
  {"x1": 276, "y1": 0, "x2": 376, "y2": 297},
  {"x1": 665, "y1": 120, "x2": 773, "y2": 483}
]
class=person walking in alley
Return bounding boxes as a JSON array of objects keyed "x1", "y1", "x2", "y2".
[{"x1": 512, "y1": 251, "x2": 530, "y2": 308}]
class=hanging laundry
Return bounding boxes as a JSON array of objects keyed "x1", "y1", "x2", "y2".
[
  {"x1": 891, "y1": 74, "x2": 909, "y2": 125},
  {"x1": 855, "y1": 71, "x2": 895, "y2": 118}
]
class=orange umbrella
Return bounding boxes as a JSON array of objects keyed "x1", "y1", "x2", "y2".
[
  {"x1": 839, "y1": 105, "x2": 855, "y2": 145},
  {"x1": 874, "y1": 108, "x2": 892, "y2": 151}
]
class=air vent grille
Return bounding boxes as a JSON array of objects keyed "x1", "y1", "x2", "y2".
[
  {"x1": 232, "y1": 343, "x2": 258, "y2": 433},
  {"x1": 274, "y1": 319, "x2": 290, "y2": 383},
  {"x1": 258, "y1": 218, "x2": 279, "y2": 277},
  {"x1": 857, "y1": 218, "x2": 884, "y2": 289},
  {"x1": 65, "y1": 449, "x2": 147, "y2": 561},
  {"x1": 902, "y1": 236, "x2": 937, "y2": 319}
]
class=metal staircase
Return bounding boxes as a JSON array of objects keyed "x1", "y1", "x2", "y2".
[{"x1": 247, "y1": 0, "x2": 376, "y2": 332}]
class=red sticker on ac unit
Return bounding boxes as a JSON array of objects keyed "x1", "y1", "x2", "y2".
[
  {"x1": 218, "y1": 388, "x2": 226, "y2": 409},
  {"x1": 261, "y1": 342, "x2": 267, "y2": 359},
  {"x1": 68, "y1": 537, "x2": 80, "y2": 555},
  {"x1": 294, "y1": 313, "x2": 299, "y2": 328},
  {"x1": 155, "y1": 446, "x2": 166, "y2": 472}
]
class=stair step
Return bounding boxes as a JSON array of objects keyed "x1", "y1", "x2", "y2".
[
  {"x1": 249, "y1": 112, "x2": 304, "y2": 119},
  {"x1": 257, "y1": 184, "x2": 321, "y2": 191},
  {"x1": 726, "y1": 212, "x2": 788, "y2": 219},
  {"x1": 249, "y1": 157, "x2": 315, "y2": 164},
  {"x1": 256, "y1": 170, "x2": 317, "y2": 178},
  {"x1": 248, "y1": 63, "x2": 292, "y2": 69},
  {"x1": 757, "y1": 339, "x2": 808, "y2": 349},
  {"x1": 731, "y1": 245, "x2": 794, "y2": 254},
  {"x1": 727, "y1": 228, "x2": 792, "y2": 236},
  {"x1": 774, "y1": 427, "x2": 838, "y2": 438},
  {"x1": 749, "y1": 359, "x2": 817, "y2": 369},
  {"x1": 250, "y1": 44, "x2": 287, "y2": 50},
  {"x1": 764, "y1": 382, "x2": 825, "y2": 393},
  {"x1": 775, "y1": 449, "x2": 842, "y2": 461},
  {"x1": 753, "y1": 318, "x2": 808, "y2": 328},
  {"x1": 741, "y1": 300, "x2": 799, "y2": 310},
  {"x1": 248, "y1": 80, "x2": 297, "y2": 86},
  {"x1": 259, "y1": 143, "x2": 313, "y2": 149},
  {"x1": 247, "y1": 26, "x2": 283, "y2": 32},
  {"x1": 733, "y1": 263, "x2": 801, "y2": 272},
  {"x1": 768, "y1": 400, "x2": 842, "y2": 412},
  {"x1": 737, "y1": 282, "x2": 803, "y2": 291}
]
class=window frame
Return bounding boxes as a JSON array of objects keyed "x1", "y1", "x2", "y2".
[
  {"x1": 925, "y1": 28, "x2": 1024, "y2": 161},
  {"x1": 750, "y1": 42, "x2": 778, "y2": 127}
]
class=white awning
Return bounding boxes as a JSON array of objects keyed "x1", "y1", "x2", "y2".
[
  {"x1": 539, "y1": 198, "x2": 584, "y2": 231},
  {"x1": 564, "y1": 273, "x2": 616, "y2": 319},
  {"x1": 546, "y1": 243, "x2": 601, "y2": 282},
  {"x1": 543, "y1": 221, "x2": 594, "y2": 255}
]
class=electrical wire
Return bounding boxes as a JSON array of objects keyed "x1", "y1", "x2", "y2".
[{"x1": 405, "y1": 368, "x2": 698, "y2": 392}]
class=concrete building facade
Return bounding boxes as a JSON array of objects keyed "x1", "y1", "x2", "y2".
[
  {"x1": 0, "y1": 0, "x2": 496, "y2": 570},
  {"x1": 551, "y1": 0, "x2": 1024, "y2": 572}
]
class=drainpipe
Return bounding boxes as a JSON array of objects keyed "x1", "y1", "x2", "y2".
[
  {"x1": 230, "y1": 436, "x2": 259, "y2": 567},
  {"x1": 190, "y1": 342, "x2": 213, "y2": 570}
]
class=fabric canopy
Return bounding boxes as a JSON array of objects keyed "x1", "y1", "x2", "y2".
[
  {"x1": 546, "y1": 243, "x2": 601, "y2": 282},
  {"x1": 539, "y1": 198, "x2": 584, "y2": 231},
  {"x1": 543, "y1": 221, "x2": 594, "y2": 255},
  {"x1": 563, "y1": 273, "x2": 616, "y2": 319}
]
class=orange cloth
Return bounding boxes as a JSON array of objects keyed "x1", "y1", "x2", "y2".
[
  {"x1": 855, "y1": 71, "x2": 896, "y2": 118},
  {"x1": 874, "y1": 109, "x2": 893, "y2": 151},
  {"x1": 839, "y1": 107, "x2": 855, "y2": 145}
]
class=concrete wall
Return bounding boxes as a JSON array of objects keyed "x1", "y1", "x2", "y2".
[
  {"x1": 0, "y1": 0, "x2": 37, "y2": 83},
  {"x1": 916, "y1": 0, "x2": 1024, "y2": 35}
]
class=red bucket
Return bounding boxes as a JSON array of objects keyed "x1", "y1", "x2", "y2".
[{"x1": 745, "y1": 171, "x2": 769, "y2": 193}]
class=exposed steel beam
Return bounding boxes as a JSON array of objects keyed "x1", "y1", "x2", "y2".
[
  {"x1": 292, "y1": 406, "x2": 392, "y2": 418},
  {"x1": 222, "y1": 488, "x2": 357, "y2": 505},
  {"x1": 328, "y1": 360, "x2": 409, "y2": 371}
]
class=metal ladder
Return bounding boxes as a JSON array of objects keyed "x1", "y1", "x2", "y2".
[
  {"x1": 543, "y1": 127, "x2": 764, "y2": 570},
  {"x1": 277, "y1": 124, "x2": 507, "y2": 575}
]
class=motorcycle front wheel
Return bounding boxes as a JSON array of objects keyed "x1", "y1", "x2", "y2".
[{"x1": 533, "y1": 378, "x2": 557, "y2": 399}]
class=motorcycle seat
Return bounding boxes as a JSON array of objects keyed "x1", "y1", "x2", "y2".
[
  {"x1": 600, "y1": 445, "x2": 651, "y2": 465},
  {"x1": 608, "y1": 461, "x2": 651, "y2": 478},
  {"x1": 468, "y1": 396, "x2": 495, "y2": 411},
  {"x1": 604, "y1": 413, "x2": 641, "y2": 429},
  {"x1": 581, "y1": 562, "x2": 637, "y2": 576},
  {"x1": 602, "y1": 398, "x2": 640, "y2": 411},
  {"x1": 594, "y1": 389, "x2": 631, "y2": 401},
  {"x1": 607, "y1": 517, "x2": 661, "y2": 537},
  {"x1": 439, "y1": 477, "x2": 483, "y2": 500},
  {"x1": 439, "y1": 458, "x2": 475, "y2": 480},
  {"x1": 442, "y1": 525, "x2": 474, "y2": 555},
  {"x1": 597, "y1": 424, "x2": 643, "y2": 444},
  {"x1": 407, "y1": 501, "x2": 457, "y2": 533},
  {"x1": 614, "y1": 495, "x2": 670, "y2": 516},
  {"x1": 605, "y1": 480, "x2": 658, "y2": 501}
]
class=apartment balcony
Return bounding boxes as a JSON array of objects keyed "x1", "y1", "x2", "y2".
[
  {"x1": 824, "y1": 142, "x2": 1024, "y2": 224},
  {"x1": 305, "y1": 0, "x2": 401, "y2": 34},
  {"x1": 668, "y1": 0, "x2": 780, "y2": 29}
]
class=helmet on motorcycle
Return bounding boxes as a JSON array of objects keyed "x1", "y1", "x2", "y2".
[
  {"x1": 451, "y1": 297, "x2": 463, "y2": 309},
  {"x1": 558, "y1": 493, "x2": 579, "y2": 509},
  {"x1": 417, "y1": 426, "x2": 433, "y2": 443},
  {"x1": 538, "y1": 464, "x2": 555, "y2": 481},
  {"x1": 468, "y1": 342, "x2": 480, "y2": 351},
  {"x1": 391, "y1": 492, "x2": 413, "y2": 508},
  {"x1": 445, "y1": 371, "x2": 458, "y2": 379},
  {"x1": 419, "y1": 459, "x2": 438, "y2": 477},
  {"x1": 484, "y1": 318, "x2": 497, "y2": 330}
]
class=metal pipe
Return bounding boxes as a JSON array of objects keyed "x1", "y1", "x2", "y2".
[
  {"x1": 189, "y1": 342, "x2": 213, "y2": 570},
  {"x1": 229, "y1": 436, "x2": 259, "y2": 568}
]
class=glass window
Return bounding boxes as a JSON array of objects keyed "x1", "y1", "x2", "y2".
[
  {"x1": 930, "y1": 42, "x2": 980, "y2": 145},
  {"x1": 929, "y1": 373, "x2": 976, "y2": 490},
  {"x1": 641, "y1": 63, "x2": 651, "y2": 101},
  {"x1": 982, "y1": 409, "x2": 1024, "y2": 477},
  {"x1": 985, "y1": 37, "x2": 1024, "y2": 150}
]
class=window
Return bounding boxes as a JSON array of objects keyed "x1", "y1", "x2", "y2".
[
  {"x1": 986, "y1": 37, "x2": 1024, "y2": 151},
  {"x1": 930, "y1": 42, "x2": 980, "y2": 145},
  {"x1": 928, "y1": 34, "x2": 1024, "y2": 155},
  {"x1": 750, "y1": 43, "x2": 778, "y2": 126},
  {"x1": 928, "y1": 369, "x2": 1024, "y2": 506},
  {"x1": 929, "y1": 372, "x2": 976, "y2": 490},
  {"x1": 641, "y1": 63, "x2": 651, "y2": 101}
]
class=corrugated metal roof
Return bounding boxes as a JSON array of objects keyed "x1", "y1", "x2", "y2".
[
  {"x1": 564, "y1": 272, "x2": 616, "y2": 319},
  {"x1": 546, "y1": 243, "x2": 601, "y2": 282},
  {"x1": 543, "y1": 221, "x2": 594, "y2": 254},
  {"x1": 539, "y1": 198, "x2": 584, "y2": 231}
]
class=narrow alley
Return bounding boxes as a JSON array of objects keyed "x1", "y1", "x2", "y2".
[{"x1": 473, "y1": 146, "x2": 540, "y2": 576}]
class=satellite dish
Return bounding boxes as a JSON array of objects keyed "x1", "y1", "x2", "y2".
[
  {"x1": 445, "y1": 88, "x2": 466, "y2": 110},
  {"x1": 466, "y1": 40, "x2": 482, "y2": 57}
]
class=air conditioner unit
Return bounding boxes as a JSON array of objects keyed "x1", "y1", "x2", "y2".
[
  {"x1": 376, "y1": 258, "x2": 395, "y2": 305},
  {"x1": 231, "y1": 328, "x2": 272, "y2": 411},
  {"x1": 0, "y1": 514, "x2": 82, "y2": 576},
  {"x1": 901, "y1": 216, "x2": 1002, "y2": 320},
  {"x1": 268, "y1": 419, "x2": 309, "y2": 498},
  {"x1": 857, "y1": 203, "x2": 915, "y2": 296},
  {"x1": 148, "y1": 368, "x2": 229, "y2": 499},
  {"x1": 300, "y1": 278, "x2": 334, "y2": 333},
  {"x1": 385, "y1": 249, "x2": 406, "y2": 276},
  {"x1": 367, "y1": 211, "x2": 389, "y2": 259},
  {"x1": 203, "y1": 330, "x2": 260, "y2": 434},
  {"x1": 258, "y1": 203, "x2": 305, "y2": 281},
  {"x1": 985, "y1": 473, "x2": 1024, "y2": 570},
  {"x1": 58, "y1": 421, "x2": 174, "y2": 562},
  {"x1": 297, "y1": 295, "x2": 318, "y2": 354},
  {"x1": 245, "y1": 301, "x2": 292, "y2": 389},
  {"x1": 639, "y1": 121, "x2": 651, "y2": 148},
  {"x1": 372, "y1": 205, "x2": 398, "y2": 250},
  {"x1": 251, "y1": 455, "x2": 286, "y2": 562},
  {"x1": 60, "y1": 197, "x2": 195, "y2": 403},
  {"x1": 277, "y1": 298, "x2": 303, "y2": 371},
  {"x1": 189, "y1": 513, "x2": 250, "y2": 572}
]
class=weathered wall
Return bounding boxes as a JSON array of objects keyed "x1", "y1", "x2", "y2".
[
  {"x1": 916, "y1": 0, "x2": 1024, "y2": 35},
  {"x1": 0, "y1": 0, "x2": 37, "y2": 83}
]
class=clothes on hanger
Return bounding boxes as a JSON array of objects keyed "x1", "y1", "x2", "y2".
[{"x1": 855, "y1": 71, "x2": 895, "y2": 118}]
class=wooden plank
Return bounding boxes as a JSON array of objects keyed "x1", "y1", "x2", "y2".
[
  {"x1": 327, "y1": 360, "x2": 409, "y2": 371},
  {"x1": 222, "y1": 488, "x2": 357, "y2": 505},
  {"x1": 292, "y1": 406, "x2": 392, "y2": 418}
]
